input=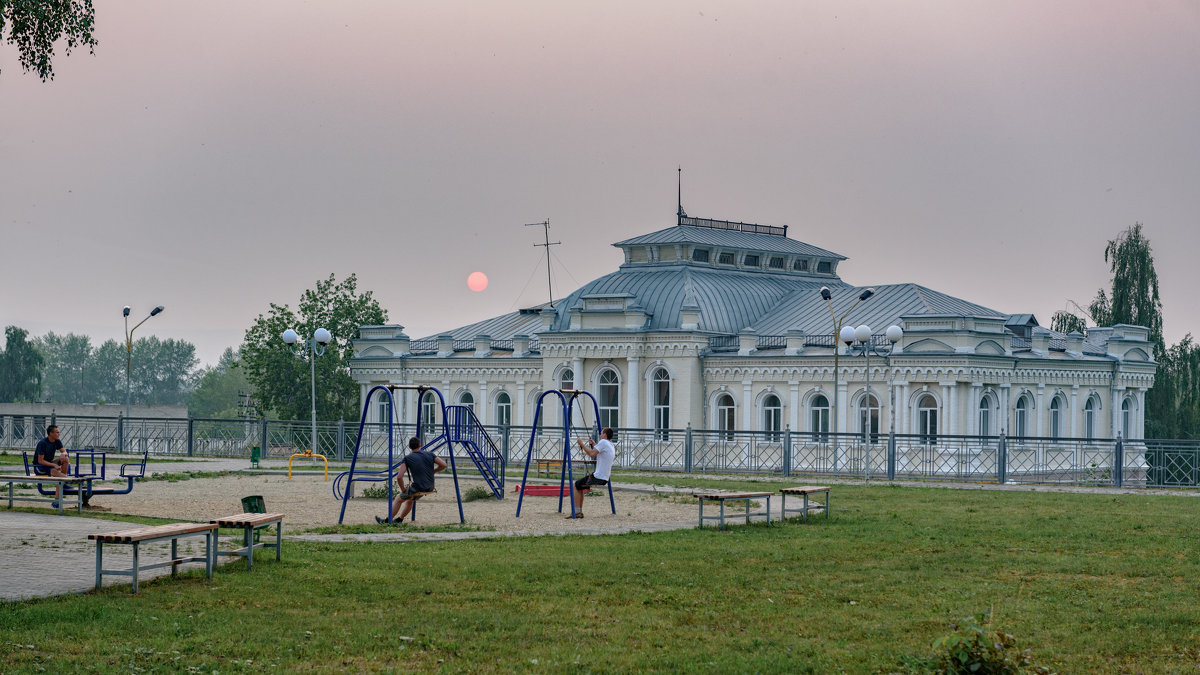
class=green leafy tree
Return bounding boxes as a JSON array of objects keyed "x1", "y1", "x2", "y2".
[
  {"x1": 1049, "y1": 311, "x2": 1087, "y2": 335},
  {"x1": 35, "y1": 331, "x2": 93, "y2": 403},
  {"x1": 0, "y1": 325, "x2": 45, "y2": 402},
  {"x1": 1087, "y1": 223, "x2": 1165, "y2": 356},
  {"x1": 88, "y1": 339, "x2": 127, "y2": 404},
  {"x1": 189, "y1": 348, "x2": 252, "y2": 418},
  {"x1": 241, "y1": 274, "x2": 387, "y2": 421},
  {"x1": 0, "y1": 0, "x2": 97, "y2": 81},
  {"x1": 1147, "y1": 336, "x2": 1200, "y2": 439},
  {"x1": 128, "y1": 337, "x2": 199, "y2": 406}
]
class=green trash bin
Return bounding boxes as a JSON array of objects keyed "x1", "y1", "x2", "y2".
[
  {"x1": 242, "y1": 495, "x2": 265, "y2": 513},
  {"x1": 250, "y1": 446, "x2": 261, "y2": 468}
]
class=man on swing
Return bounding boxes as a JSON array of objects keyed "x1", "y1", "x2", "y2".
[
  {"x1": 569, "y1": 427, "x2": 616, "y2": 518},
  {"x1": 377, "y1": 437, "x2": 447, "y2": 524}
]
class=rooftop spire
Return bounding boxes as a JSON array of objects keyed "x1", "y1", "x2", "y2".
[{"x1": 677, "y1": 166, "x2": 687, "y2": 224}]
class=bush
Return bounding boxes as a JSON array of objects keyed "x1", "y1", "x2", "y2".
[
  {"x1": 463, "y1": 486, "x2": 494, "y2": 502},
  {"x1": 929, "y1": 613, "x2": 1049, "y2": 674},
  {"x1": 360, "y1": 484, "x2": 389, "y2": 499}
]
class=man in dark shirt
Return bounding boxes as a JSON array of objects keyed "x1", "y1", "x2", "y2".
[
  {"x1": 34, "y1": 425, "x2": 70, "y2": 507},
  {"x1": 378, "y1": 437, "x2": 446, "y2": 524}
]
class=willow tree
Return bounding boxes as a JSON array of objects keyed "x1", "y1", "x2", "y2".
[
  {"x1": 1, "y1": 0, "x2": 97, "y2": 80},
  {"x1": 1088, "y1": 223, "x2": 1165, "y2": 356}
]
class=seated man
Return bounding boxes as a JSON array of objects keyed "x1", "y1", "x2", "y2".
[
  {"x1": 34, "y1": 425, "x2": 71, "y2": 507},
  {"x1": 377, "y1": 437, "x2": 446, "y2": 524},
  {"x1": 568, "y1": 427, "x2": 616, "y2": 519}
]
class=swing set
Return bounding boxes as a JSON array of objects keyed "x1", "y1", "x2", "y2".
[
  {"x1": 334, "y1": 384, "x2": 506, "y2": 524},
  {"x1": 515, "y1": 388, "x2": 617, "y2": 519}
]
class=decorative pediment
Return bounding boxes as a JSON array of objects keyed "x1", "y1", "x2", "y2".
[
  {"x1": 1124, "y1": 348, "x2": 1150, "y2": 362},
  {"x1": 359, "y1": 345, "x2": 394, "y2": 357},
  {"x1": 907, "y1": 338, "x2": 954, "y2": 353},
  {"x1": 974, "y1": 340, "x2": 1006, "y2": 355}
]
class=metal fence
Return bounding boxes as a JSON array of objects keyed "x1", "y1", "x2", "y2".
[{"x1": 3, "y1": 412, "x2": 1198, "y2": 489}]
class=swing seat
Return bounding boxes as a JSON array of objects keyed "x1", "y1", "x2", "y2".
[{"x1": 399, "y1": 489, "x2": 435, "y2": 501}]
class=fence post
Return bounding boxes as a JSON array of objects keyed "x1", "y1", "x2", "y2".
[
  {"x1": 187, "y1": 418, "x2": 195, "y2": 457},
  {"x1": 1114, "y1": 435, "x2": 1124, "y2": 488},
  {"x1": 502, "y1": 425, "x2": 510, "y2": 467},
  {"x1": 784, "y1": 427, "x2": 792, "y2": 477},
  {"x1": 997, "y1": 431, "x2": 1007, "y2": 484},
  {"x1": 337, "y1": 420, "x2": 346, "y2": 461},
  {"x1": 260, "y1": 418, "x2": 268, "y2": 462},
  {"x1": 887, "y1": 430, "x2": 896, "y2": 481},
  {"x1": 685, "y1": 423, "x2": 693, "y2": 473},
  {"x1": 117, "y1": 417, "x2": 124, "y2": 455}
]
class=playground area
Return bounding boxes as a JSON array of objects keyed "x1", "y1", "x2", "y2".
[{"x1": 79, "y1": 470, "x2": 701, "y2": 532}]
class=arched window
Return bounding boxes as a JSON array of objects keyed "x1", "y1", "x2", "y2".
[
  {"x1": 459, "y1": 391, "x2": 475, "y2": 412},
  {"x1": 1049, "y1": 397, "x2": 1063, "y2": 439},
  {"x1": 1014, "y1": 396, "x2": 1029, "y2": 438},
  {"x1": 598, "y1": 369, "x2": 620, "y2": 430},
  {"x1": 978, "y1": 395, "x2": 992, "y2": 436},
  {"x1": 420, "y1": 392, "x2": 438, "y2": 433},
  {"x1": 1122, "y1": 398, "x2": 1132, "y2": 439},
  {"x1": 495, "y1": 392, "x2": 512, "y2": 427},
  {"x1": 810, "y1": 394, "x2": 830, "y2": 442},
  {"x1": 858, "y1": 394, "x2": 879, "y2": 443},
  {"x1": 559, "y1": 368, "x2": 574, "y2": 392},
  {"x1": 918, "y1": 395, "x2": 938, "y2": 445},
  {"x1": 651, "y1": 367, "x2": 670, "y2": 440},
  {"x1": 763, "y1": 394, "x2": 782, "y2": 442},
  {"x1": 1084, "y1": 398, "x2": 1097, "y2": 440},
  {"x1": 716, "y1": 394, "x2": 735, "y2": 441}
]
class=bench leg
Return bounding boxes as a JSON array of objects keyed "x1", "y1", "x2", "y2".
[
  {"x1": 719, "y1": 500, "x2": 726, "y2": 530},
  {"x1": 244, "y1": 526, "x2": 254, "y2": 571},
  {"x1": 171, "y1": 539, "x2": 179, "y2": 577},
  {"x1": 803, "y1": 494, "x2": 809, "y2": 523},
  {"x1": 276, "y1": 522, "x2": 282, "y2": 562},
  {"x1": 131, "y1": 542, "x2": 140, "y2": 594},
  {"x1": 206, "y1": 531, "x2": 214, "y2": 579},
  {"x1": 95, "y1": 541, "x2": 103, "y2": 590}
]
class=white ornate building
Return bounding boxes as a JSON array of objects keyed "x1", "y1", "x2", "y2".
[{"x1": 350, "y1": 215, "x2": 1156, "y2": 442}]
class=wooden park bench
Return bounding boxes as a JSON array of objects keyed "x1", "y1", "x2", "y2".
[
  {"x1": 0, "y1": 474, "x2": 88, "y2": 514},
  {"x1": 691, "y1": 490, "x2": 775, "y2": 529},
  {"x1": 89, "y1": 523, "x2": 217, "y2": 593},
  {"x1": 210, "y1": 513, "x2": 285, "y2": 571},
  {"x1": 779, "y1": 486, "x2": 831, "y2": 522}
]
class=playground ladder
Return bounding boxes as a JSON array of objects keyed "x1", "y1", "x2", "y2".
[{"x1": 446, "y1": 405, "x2": 506, "y2": 498}]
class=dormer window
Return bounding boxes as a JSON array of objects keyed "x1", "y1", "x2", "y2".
[
  {"x1": 692, "y1": 249, "x2": 710, "y2": 263},
  {"x1": 817, "y1": 261, "x2": 832, "y2": 274},
  {"x1": 717, "y1": 252, "x2": 736, "y2": 265},
  {"x1": 743, "y1": 254, "x2": 760, "y2": 267},
  {"x1": 793, "y1": 259, "x2": 809, "y2": 272},
  {"x1": 768, "y1": 256, "x2": 784, "y2": 269}
]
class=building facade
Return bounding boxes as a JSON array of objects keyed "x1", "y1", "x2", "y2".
[{"x1": 350, "y1": 215, "x2": 1156, "y2": 443}]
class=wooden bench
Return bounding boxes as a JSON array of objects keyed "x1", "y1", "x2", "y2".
[
  {"x1": 0, "y1": 474, "x2": 87, "y2": 514},
  {"x1": 211, "y1": 513, "x2": 284, "y2": 571},
  {"x1": 89, "y1": 523, "x2": 217, "y2": 593},
  {"x1": 692, "y1": 491, "x2": 775, "y2": 529},
  {"x1": 779, "y1": 486, "x2": 831, "y2": 522},
  {"x1": 534, "y1": 458, "x2": 596, "y2": 478}
]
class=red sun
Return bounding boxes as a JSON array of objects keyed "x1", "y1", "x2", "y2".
[{"x1": 467, "y1": 271, "x2": 489, "y2": 292}]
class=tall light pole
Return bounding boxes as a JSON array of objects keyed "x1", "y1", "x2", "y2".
[
  {"x1": 819, "y1": 287, "x2": 874, "y2": 437},
  {"x1": 844, "y1": 324, "x2": 903, "y2": 446},
  {"x1": 282, "y1": 327, "x2": 332, "y2": 455},
  {"x1": 124, "y1": 305, "x2": 165, "y2": 421}
]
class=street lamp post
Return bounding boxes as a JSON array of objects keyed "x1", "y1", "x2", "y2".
[
  {"x1": 123, "y1": 305, "x2": 165, "y2": 423},
  {"x1": 819, "y1": 287, "x2": 875, "y2": 437},
  {"x1": 282, "y1": 327, "x2": 332, "y2": 459},
  {"x1": 843, "y1": 323, "x2": 904, "y2": 447}
]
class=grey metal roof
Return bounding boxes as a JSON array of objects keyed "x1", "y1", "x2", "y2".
[
  {"x1": 416, "y1": 307, "x2": 544, "y2": 341},
  {"x1": 614, "y1": 225, "x2": 846, "y2": 260},
  {"x1": 751, "y1": 283, "x2": 1006, "y2": 337}
]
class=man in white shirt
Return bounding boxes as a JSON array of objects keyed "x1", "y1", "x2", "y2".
[{"x1": 570, "y1": 427, "x2": 615, "y2": 518}]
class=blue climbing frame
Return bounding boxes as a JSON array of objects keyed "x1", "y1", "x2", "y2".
[
  {"x1": 515, "y1": 389, "x2": 617, "y2": 518},
  {"x1": 335, "y1": 384, "x2": 506, "y2": 525}
]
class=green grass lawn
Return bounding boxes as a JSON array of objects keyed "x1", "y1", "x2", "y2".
[{"x1": 4, "y1": 483, "x2": 1200, "y2": 672}]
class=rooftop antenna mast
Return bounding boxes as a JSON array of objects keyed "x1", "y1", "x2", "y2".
[
  {"x1": 525, "y1": 219, "x2": 559, "y2": 308},
  {"x1": 677, "y1": 166, "x2": 687, "y2": 224}
]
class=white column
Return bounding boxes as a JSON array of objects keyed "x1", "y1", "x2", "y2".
[
  {"x1": 626, "y1": 357, "x2": 640, "y2": 429},
  {"x1": 837, "y1": 380, "x2": 849, "y2": 437},
  {"x1": 940, "y1": 383, "x2": 952, "y2": 436},
  {"x1": 968, "y1": 384, "x2": 981, "y2": 435},
  {"x1": 1070, "y1": 385, "x2": 1079, "y2": 439},
  {"x1": 742, "y1": 380, "x2": 753, "y2": 431},
  {"x1": 1136, "y1": 388, "x2": 1147, "y2": 439},
  {"x1": 897, "y1": 382, "x2": 909, "y2": 435},
  {"x1": 572, "y1": 357, "x2": 584, "y2": 388},
  {"x1": 1035, "y1": 385, "x2": 1045, "y2": 437},
  {"x1": 789, "y1": 380, "x2": 800, "y2": 433},
  {"x1": 516, "y1": 380, "x2": 526, "y2": 427},
  {"x1": 478, "y1": 381, "x2": 488, "y2": 424}
]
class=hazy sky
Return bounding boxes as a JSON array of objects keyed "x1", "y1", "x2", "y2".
[{"x1": 3, "y1": 1, "x2": 1198, "y2": 367}]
